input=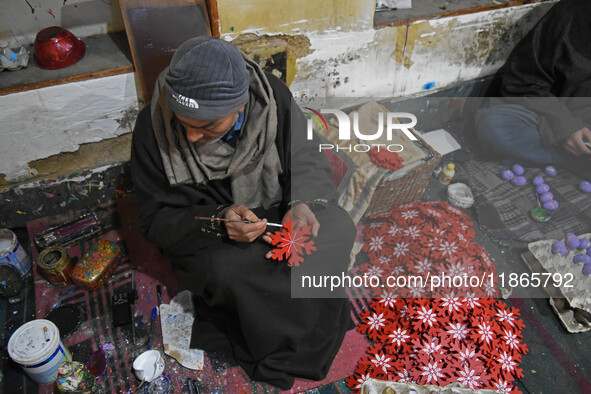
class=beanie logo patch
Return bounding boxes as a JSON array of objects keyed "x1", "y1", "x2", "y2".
[{"x1": 172, "y1": 93, "x2": 199, "y2": 109}]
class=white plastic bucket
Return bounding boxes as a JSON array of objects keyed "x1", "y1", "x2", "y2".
[
  {"x1": 7, "y1": 319, "x2": 72, "y2": 384},
  {"x1": 0, "y1": 228, "x2": 31, "y2": 276}
]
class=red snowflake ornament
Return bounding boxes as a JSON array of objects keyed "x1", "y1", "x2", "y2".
[{"x1": 268, "y1": 219, "x2": 316, "y2": 267}]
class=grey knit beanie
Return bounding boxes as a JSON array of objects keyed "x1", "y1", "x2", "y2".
[{"x1": 164, "y1": 36, "x2": 249, "y2": 120}]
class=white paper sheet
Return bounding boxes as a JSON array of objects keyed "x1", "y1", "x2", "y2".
[
  {"x1": 160, "y1": 290, "x2": 204, "y2": 370},
  {"x1": 421, "y1": 128, "x2": 462, "y2": 156}
]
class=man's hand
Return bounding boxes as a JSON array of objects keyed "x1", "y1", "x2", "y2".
[
  {"x1": 262, "y1": 204, "x2": 319, "y2": 259},
  {"x1": 224, "y1": 205, "x2": 267, "y2": 242},
  {"x1": 563, "y1": 127, "x2": 591, "y2": 156},
  {"x1": 284, "y1": 204, "x2": 320, "y2": 237}
]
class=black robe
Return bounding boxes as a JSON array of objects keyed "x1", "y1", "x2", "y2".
[
  {"x1": 494, "y1": 0, "x2": 591, "y2": 147},
  {"x1": 130, "y1": 72, "x2": 355, "y2": 389}
]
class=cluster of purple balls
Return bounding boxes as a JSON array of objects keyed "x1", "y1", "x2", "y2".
[
  {"x1": 532, "y1": 176, "x2": 559, "y2": 211},
  {"x1": 502, "y1": 164, "x2": 527, "y2": 185},
  {"x1": 502, "y1": 165, "x2": 560, "y2": 209},
  {"x1": 552, "y1": 233, "x2": 591, "y2": 275}
]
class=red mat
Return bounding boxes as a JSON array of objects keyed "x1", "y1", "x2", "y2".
[{"x1": 26, "y1": 196, "x2": 368, "y2": 393}]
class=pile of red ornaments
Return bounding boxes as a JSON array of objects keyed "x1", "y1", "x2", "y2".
[
  {"x1": 347, "y1": 201, "x2": 528, "y2": 393},
  {"x1": 368, "y1": 147, "x2": 404, "y2": 171}
]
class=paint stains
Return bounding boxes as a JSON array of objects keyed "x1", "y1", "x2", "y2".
[
  {"x1": 23, "y1": 0, "x2": 35, "y2": 14},
  {"x1": 402, "y1": 22, "x2": 410, "y2": 59},
  {"x1": 422, "y1": 82, "x2": 437, "y2": 90},
  {"x1": 233, "y1": 33, "x2": 312, "y2": 86},
  {"x1": 47, "y1": 8, "x2": 56, "y2": 18},
  {"x1": 392, "y1": 21, "x2": 433, "y2": 69}
]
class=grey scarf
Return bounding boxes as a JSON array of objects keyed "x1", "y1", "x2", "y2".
[{"x1": 150, "y1": 53, "x2": 283, "y2": 209}]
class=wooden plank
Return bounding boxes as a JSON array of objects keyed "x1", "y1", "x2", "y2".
[
  {"x1": 375, "y1": 0, "x2": 552, "y2": 28},
  {"x1": 119, "y1": 0, "x2": 213, "y2": 103},
  {"x1": 206, "y1": 0, "x2": 221, "y2": 37},
  {"x1": 0, "y1": 66, "x2": 134, "y2": 96}
]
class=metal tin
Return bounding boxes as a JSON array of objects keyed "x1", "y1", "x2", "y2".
[
  {"x1": 71, "y1": 240, "x2": 121, "y2": 291},
  {"x1": 0, "y1": 228, "x2": 31, "y2": 276},
  {"x1": 34, "y1": 213, "x2": 103, "y2": 251},
  {"x1": 37, "y1": 246, "x2": 73, "y2": 287}
]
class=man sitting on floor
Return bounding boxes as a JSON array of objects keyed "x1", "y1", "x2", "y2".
[
  {"x1": 475, "y1": 0, "x2": 591, "y2": 178},
  {"x1": 130, "y1": 36, "x2": 355, "y2": 389}
]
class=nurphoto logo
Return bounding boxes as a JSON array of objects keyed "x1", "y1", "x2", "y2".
[{"x1": 304, "y1": 108, "x2": 417, "y2": 153}]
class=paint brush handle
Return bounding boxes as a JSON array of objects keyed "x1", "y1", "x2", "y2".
[
  {"x1": 147, "y1": 307, "x2": 157, "y2": 350},
  {"x1": 194, "y1": 216, "x2": 283, "y2": 228},
  {"x1": 156, "y1": 285, "x2": 162, "y2": 308},
  {"x1": 235, "y1": 220, "x2": 283, "y2": 228}
]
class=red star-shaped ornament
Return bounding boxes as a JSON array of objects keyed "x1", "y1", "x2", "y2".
[{"x1": 268, "y1": 219, "x2": 316, "y2": 266}]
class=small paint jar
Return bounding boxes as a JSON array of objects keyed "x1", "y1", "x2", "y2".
[
  {"x1": 37, "y1": 246, "x2": 73, "y2": 287},
  {"x1": 0, "y1": 228, "x2": 32, "y2": 277}
]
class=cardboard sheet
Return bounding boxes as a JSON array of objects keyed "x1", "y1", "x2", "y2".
[{"x1": 525, "y1": 234, "x2": 591, "y2": 333}]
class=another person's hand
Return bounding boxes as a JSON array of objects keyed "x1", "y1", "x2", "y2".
[
  {"x1": 224, "y1": 205, "x2": 267, "y2": 242},
  {"x1": 563, "y1": 127, "x2": 591, "y2": 156}
]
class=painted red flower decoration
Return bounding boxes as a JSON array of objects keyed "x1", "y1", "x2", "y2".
[
  {"x1": 347, "y1": 201, "x2": 528, "y2": 393},
  {"x1": 369, "y1": 147, "x2": 404, "y2": 171},
  {"x1": 268, "y1": 219, "x2": 316, "y2": 267}
]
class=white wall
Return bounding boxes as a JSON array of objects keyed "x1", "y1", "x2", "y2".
[
  {"x1": 0, "y1": 1, "x2": 555, "y2": 184},
  {"x1": 0, "y1": 0, "x2": 124, "y2": 48},
  {"x1": 0, "y1": 73, "x2": 138, "y2": 181},
  {"x1": 288, "y1": 3, "x2": 554, "y2": 101}
]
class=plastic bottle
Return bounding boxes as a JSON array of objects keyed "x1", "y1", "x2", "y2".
[{"x1": 439, "y1": 163, "x2": 455, "y2": 185}]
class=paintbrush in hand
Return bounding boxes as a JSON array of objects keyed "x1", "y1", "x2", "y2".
[{"x1": 194, "y1": 216, "x2": 284, "y2": 227}]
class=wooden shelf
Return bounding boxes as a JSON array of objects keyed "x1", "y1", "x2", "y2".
[
  {"x1": 375, "y1": 0, "x2": 552, "y2": 28},
  {"x1": 0, "y1": 32, "x2": 134, "y2": 96}
]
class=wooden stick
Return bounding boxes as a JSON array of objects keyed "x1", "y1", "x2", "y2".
[{"x1": 194, "y1": 216, "x2": 284, "y2": 227}]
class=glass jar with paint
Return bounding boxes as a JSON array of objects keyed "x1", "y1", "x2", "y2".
[{"x1": 0, "y1": 228, "x2": 31, "y2": 277}]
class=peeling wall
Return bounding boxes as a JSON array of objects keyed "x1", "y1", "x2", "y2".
[
  {"x1": 218, "y1": 0, "x2": 374, "y2": 37},
  {"x1": 288, "y1": 3, "x2": 554, "y2": 101},
  {"x1": 0, "y1": 73, "x2": 138, "y2": 183}
]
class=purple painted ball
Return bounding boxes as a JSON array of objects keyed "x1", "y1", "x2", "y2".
[
  {"x1": 573, "y1": 254, "x2": 587, "y2": 264},
  {"x1": 536, "y1": 184, "x2": 551, "y2": 194},
  {"x1": 543, "y1": 200, "x2": 559, "y2": 210},
  {"x1": 539, "y1": 192, "x2": 554, "y2": 202},
  {"x1": 532, "y1": 176, "x2": 545, "y2": 185},
  {"x1": 545, "y1": 166, "x2": 557, "y2": 176},
  {"x1": 579, "y1": 239, "x2": 590, "y2": 250},
  {"x1": 552, "y1": 242, "x2": 567, "y2": 257},
  {"x1": 502, "y1": 170, "x2": 515, "y2": 181},
  {"x1": 565, "y1": 233, "x2": 580, "y2": 248},
  {"x1": 511, "y1": 176, "x2": 527, "y2": 186},
  {"x1": 579, "y1": 181, "x2": 591, "y2": 193},
  {"x1": 512, "y1": 164, "x2": 525, "y2": 176},
  {"x1": 583, "y1": 262, "x2": 591, "y2": 275}
]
